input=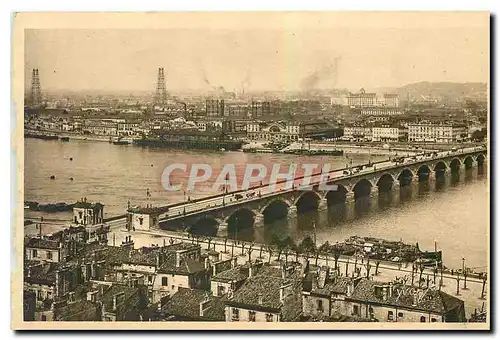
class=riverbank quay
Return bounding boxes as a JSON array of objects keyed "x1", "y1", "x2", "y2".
[{"x1": 109, "y1": 227, "x2": 487, "y2": 319}]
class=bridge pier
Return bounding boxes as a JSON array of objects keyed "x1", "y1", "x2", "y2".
[
  {"x1": 392, "y1": 180, "x2": 400, "y2": 192},
  {"x1": 253, "y1": 212, "x2": 265, "y2": 228},
  {"x1": 370, "y1": 185, "x2": 379, "y2": 198},
  {"x1": 288, "y1": 205, "x2": 297, "y2": 218},
  {"x1": 346, "y1": 191, "x2": 355, "y2": 204},
  {"x1": 318, "y1": 197, "x2": 328, "y2": 211},
  {"x1": 217, "y1": 222, "x2": 228, "y2": 238}
]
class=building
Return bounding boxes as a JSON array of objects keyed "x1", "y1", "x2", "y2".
[
  {"x1": 224, "y1": 263, "x2": 303, "y2": 322},
  {"x1": 245, "y1": 121, "x2": 301, "y2": 142},
  {"x1": 211, "y1": 258, "x2": 254, "y2": 297},
  {"x1": 73, "y1": 199, "x2": 104, "y2": 226},
  {"x1": 161, "y1": 288, "x2": 225, "y2": 321},
  {"x1": 408, "y1": 123, "x2": 468, "y2": 143},
  {"x1": 360, "y1": 108, "x2": 403, "y2": 116},
  {"x1": 347, "y1": 89, "x2": 377, "y2": 108},
  {"x1": 126, "y1": 205, "x2": 169, "y2": 231},
  {"x1": 25, "y1": 238, "x2": 66, "y2": 263},
  {"x1": 302, "y1": 266, "x2": 356, "y2": 320},
  {"x1": 206, "y1": 99, "x2": 225, "y2": 117},
  {"x1": 372, "y1": 125, "x2": 407, "y2": 142},
  {"x1": 345, "y1": 278, "x2": 466, "y2": 322},
  {"x1": 382, "y1": 94, "x2": 399, "y2": 108},
  {"x1": 343, "y1": 124, "x2": 373, "y2": 141}
]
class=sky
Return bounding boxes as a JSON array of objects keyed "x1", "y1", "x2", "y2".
[{"x1": 23, "y1": 12, "x2": 489, "y2": 93}]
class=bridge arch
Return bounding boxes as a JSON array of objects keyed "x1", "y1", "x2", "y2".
[
  {"x1": 189, "y1": 216, "x2": 219, "y2": 237},
  {"x1": 397, "y1": 168, "x2": 414, "y2": 186},
  {"x1": 449, "y1": 158, "x2": 462, "y2": 173},
  {"x1": 464, "y1": 156, "x2": 474, "y2": 170},
  {"x1": 226, "y1": 208, "x2": 255, "y2": 236},
  {"x1": 353, "y1": 178, "x2": 372, "y2": 199},
  {"x1": 417, "y1": 164, "x2": 432, "y2": 182},
  {"x1": 325, "y1": 184, "x2": 349, "y2": 206},
  {"x1": 376, "y1": 173, "x2": 395, "y2": 192},
  {"x1": 261, "y1": 199, "x2": 289, "y2": 223},
  {"x1": 295, "y1": 191, "x2": 321, "y2": 213},
  {"x1": 476, "y1": 153, "x2": 486, "y2": 166}
]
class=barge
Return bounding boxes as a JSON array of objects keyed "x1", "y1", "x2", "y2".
[{"x1": 135, "y1": 130, "x2": 243, "y2": 151}]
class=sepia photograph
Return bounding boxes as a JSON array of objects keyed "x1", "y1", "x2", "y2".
[{"x1": 11, "y1": 11, "x2": 490, "y2": 330}]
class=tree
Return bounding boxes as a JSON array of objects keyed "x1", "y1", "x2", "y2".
[
  {"x1": 223, "y1": 237, "x2": 228, "y2": 253},
  {"x1": 241, "y1": 242, "x2": 246, "y2": 256},
  {"x1": 299, "y1": 236, "x2": 316, "y2": 264},
  {"x1": 318, "y1": 241, "x2": 331, "y2": 267},
  {"x1": 375, "y1": 261, "x2": 381, "y2": 276},
  {"x1": 259, "y1": 245, "x2": 264, "y2": 259},
  {"x1": 345, "y1": 258, "x2": 349, "y2": 277},
  {"x1": 456, "y1": 275, "x2": 461, "y2": 296},
  {"x1": 480, "y1": 274, "x2": 487, "y2": 299},
  {"x1": 463, "y1": 268, "x2": 468, "y2": 290},
  {"x1": 266, "y1": 245, "x2": 274, "y2": 264},
  {"x1": 271, "y1": 234, "x2": 284, "y2": 262},
  {"x1": 206, "y1": 237, "x2": 213, "y2": 250},
  {"x1": 282, "y1": 237, "x2": 295, "y2": 264}
]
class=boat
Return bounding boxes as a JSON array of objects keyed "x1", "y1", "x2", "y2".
[
  {"x1": 25, "y1": 132, "x2": 59, "y2": 141},
  {"x1": 282, "y1": 148, "x2": 344, "y2": 156},
  {"x1": 59, "y1": 136, "x2": 70, "y2": 142},
  {"x1": 113, "y1": 140, "x2": 132, "y2": 145},
  {"x1": 112, "y1": 137, "x2": 132, "y2": 145}
]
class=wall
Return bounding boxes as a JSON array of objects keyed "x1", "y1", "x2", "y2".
[
  {"x1": 152, "y1": 273, "x2": 190, "y2": 302},
  {"x1": 25, "y1": 247, "x2": 60, "y2": 262},
  {"x1": 346, "y1": 301, "x2": 443, "y2": 322},
  {"x1": 225, "y1": 306, "x2": 279, "y2": 322},
  {"x1": 211, "y1": 280, "x2": 231, "y2": 297},
  {"x1": 302, "y1": 293, "x2": 331, "y2": 318}
]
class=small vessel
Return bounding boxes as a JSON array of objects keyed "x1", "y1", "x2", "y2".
[
  {"x1": 59, "y1": 136, "x2": 70, "y2": 142},
  {"x1": 50, "y1": 175, "x2": 56, "y2": 180},
  {"x1": 112, "y1": 137, "x2": 132, "y2": 145}
]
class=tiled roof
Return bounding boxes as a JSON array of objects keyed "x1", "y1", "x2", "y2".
[
  {"x1": 348, "y1": 279, "x2": 464, "y2": 315},
  {"x1": 101, "y1": 284, "x2": 148, "y2": 320},
  {"x1": 25, "y1": 237, "x2": 60, "y2": 250},
  {"x1": 157, "y1": 253, "x2": 206, "y2": 275},
  {"x1": 212, "y1": 265, "x2": 249, "y2": 283},
  {"x1": 55, "y1": 300, "x2": 100, "y2": 321},
  {"x1": 24, "y1": 262, "x2": 72, "y2": 285},
  {"x1": 226, "y1": 273, "x2": 296, "y2": 311},
  {"x1": 162, "y1": 288, "x2": 225, "y2": 321}
]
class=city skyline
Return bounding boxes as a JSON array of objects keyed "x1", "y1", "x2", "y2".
[{"x1": 24, "y1": 12, "x2": 489, "y2": 94}]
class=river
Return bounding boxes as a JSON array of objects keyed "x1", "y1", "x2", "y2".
[{"x1": 23, "y1": 138, "x2": 488, "y2": 269}]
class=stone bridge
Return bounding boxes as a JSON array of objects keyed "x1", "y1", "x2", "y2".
[{"x1": 145, "y1": 146, "x2": 487, "y2": 237}]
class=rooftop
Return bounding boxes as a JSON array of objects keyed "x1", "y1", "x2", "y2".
[
  {"x1": 162, "y1": 288, "x2": 225, "y2": 321},
  {"x1": 25, "y1": 237, "x2": 60, "y2": 250},
  {"x1": 348, "y1": 279, "x2": 464, "y2": 315}
]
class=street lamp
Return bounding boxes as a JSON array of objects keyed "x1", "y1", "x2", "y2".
[{"x1": 462, "y1": 257, "x2": 465, "y2": 273}]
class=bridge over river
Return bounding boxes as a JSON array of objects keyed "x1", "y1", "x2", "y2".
[{"x1": 124, "y1": 146, "x2": 487, "y2": 238}]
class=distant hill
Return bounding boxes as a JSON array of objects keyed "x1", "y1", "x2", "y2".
[{"x1": 374, "y1": 82, "x2": 488, "y2": 102}]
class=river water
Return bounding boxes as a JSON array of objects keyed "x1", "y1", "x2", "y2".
[{"x1": 24, "y1": 138, "x2": 488, "y2": 269}]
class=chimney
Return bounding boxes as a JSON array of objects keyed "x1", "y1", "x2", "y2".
[
  {"x1": 279, "y1": 287, "x2": 284, "y2": 303},
  {"x1": 382, "y1": 287, "x2": 388, "y2": 301},
  {"x1": 199, "y1": 294, "x2": 211, "y2": 317},
  {"x1": 156, "y1": 252, "x2": 162, "y2": 268},
  {"x1": 281, "y1": 264, "x2": 286, "y2": 279},
  {"x1": 212, "y1": 263, "x2": 217, "y2": 276},
  {"x1": 55, "y1": 270, "x2": 61, "y2": 297},
  {"x1": 346, "y1": 278, "x2": 354, "y2": 297},
  {"x1": 248, "y1": 264, "x2": 253, "y2": 278},
  {"x1": 258, "y1": 293, "x2": 263, "y2": 305},
  {"x1": 412, "y1": 292, "x2": 418, "y2": 306},
  {"x1": 91, "y1": 260, "x2": 96, "y2": 279},
  {"x1": 232, "y1": 257, "x2": 237, "y2": 268},
  {"x1": 27, "y1": 267, "x2": 31, "y2": 278},
  {"x1": 87, "y1": 291, "x2": 98, "y2": 303},
  {"x1": 175, "y1": 251, "x2": 181, "y2": 267},
  {"x1": 204, "y1": 257, "x2": 210, "y2": 270},
  {"x1": 389, "y1": 282, "x2": 393, "y2": 298}
]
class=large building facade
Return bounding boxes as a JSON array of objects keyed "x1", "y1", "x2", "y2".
[{"x1": 408, "y1": 123, "x2": 467, "y2": 143}]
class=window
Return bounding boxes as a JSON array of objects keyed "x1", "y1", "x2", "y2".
[
  {"x1": 171, "y1": 285, "x2": 175, "y2": 291},
  {"x1": 387, "y1": 311, "x2": 394, "y2": 321},
  {"x1": 47, "y1": 252, "x2": 53, "y2": 260},
  {"x1": 139, "y1": 217, "x2": 143, "y2": 226},
  {"x1": 317, "y1": 300, "x2": 324, "y2": 312},
  {"x1": 420, "y1": 316, "x2": 426, "y2": 322},
  {"x1": 232, "y1": 308, "x2": 240, "y2": 321},
  {"x1": 248, "y1": 311, "x2": 256, "y2": 322},
  {"x1": 147, "y1": 275, "x2": 153, "y2": 283},
  {"x1": 431, "y1": 318, "x2": 437, "y2": 323},
  {"x1": 368, "y1": 307, "x2": 374, "y2": 317},
  {"x1": 266, "y1": 313, "x2": 274, "y2": 322},
  {"x1": 41, "y1": 314, "x2": 47, "y2": 321},
  {"x1": 161, "y1": 277, "x2": 168, "y2": 286},
  {"x1": 353, "y1": 305, "x2": 359, "y2": 316},
  {"x1": 32, "y1": 249, "x2": 38, "y2": 258},
  {"x1": 397, "y1": 312, "x2": 404, "y2": 320},
  {"x1": 217, "y1": 285, "x2": 226, "y2": 296}
]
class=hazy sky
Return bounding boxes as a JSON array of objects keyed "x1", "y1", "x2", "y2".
[{"x1": 24, "y1": 13, "x2": 489, "y2": 93}]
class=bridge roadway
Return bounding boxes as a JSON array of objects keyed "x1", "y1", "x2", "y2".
[{"x1": 125, "y1": 146, "x2": 486, "y2": 236}]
